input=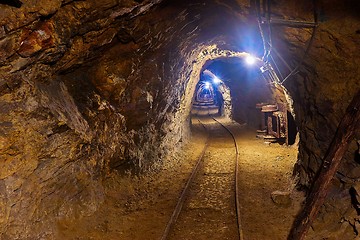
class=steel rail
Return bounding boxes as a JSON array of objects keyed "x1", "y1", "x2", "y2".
[
  {"x1": 160, "y1": 119, "x2": 209, "y2": 240},
  {"x1": 212, "y1": 117, "x2": 243, "y2": 240},
  {"x1": 161, "y1": 118, "x2": 243, "y2": 240}
]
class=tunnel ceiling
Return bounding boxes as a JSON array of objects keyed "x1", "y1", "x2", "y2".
[{"x1": 0, "y1": 0, "x2": 360, "y2": 238}]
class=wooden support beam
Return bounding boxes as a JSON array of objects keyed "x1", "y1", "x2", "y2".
[{"x1": 288, "y1": 90, "x2": 360, "y2": 240}]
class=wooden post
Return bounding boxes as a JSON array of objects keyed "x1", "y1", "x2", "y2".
[{"x1": 288, "y1": 90, "x2": 360, "y2": 240}]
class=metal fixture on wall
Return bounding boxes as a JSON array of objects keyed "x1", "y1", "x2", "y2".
[
  {"x1": 256, "y1": 103, "x2": 287, "y2": 144},
  {"x1": 255, "y1": 0, "x2": 319, "y2": 85}
]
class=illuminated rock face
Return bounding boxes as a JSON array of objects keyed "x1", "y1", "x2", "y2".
[
  {"x1": 0, "y1": 0, "x2": 359, "y2": 238},
  {"x1": 279, "y1": 1, "x2": 360, "y2": 186}
]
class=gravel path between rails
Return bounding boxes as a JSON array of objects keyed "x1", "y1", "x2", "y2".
[{"x1": 58, "y1": 117, "x2": 304, "y2": 240}]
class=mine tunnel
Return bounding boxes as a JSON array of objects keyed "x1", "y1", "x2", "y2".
[{"x1": 0, "y1": 0, "x2": 360, "y2": 239}]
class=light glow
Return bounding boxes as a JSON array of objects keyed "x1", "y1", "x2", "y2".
[
  {"x1": 245, "y1": 55, "x2": 256, "y2": 65},
  {"x1": 213, "y1": 76, "x2": 221, "y2": 84},
  {"x1": 204, "y1": 82, "x2": 211, "y2": 89}
]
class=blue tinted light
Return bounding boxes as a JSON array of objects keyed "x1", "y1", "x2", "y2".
[
  {"x1": 245, "y1": 55, "x2": 256, "y2": 65},
  {"x1": 213, "y1": 76, "x2": 221, "y2": 84},
  {"x1": 204, "y1": 82, "x2": 211, "y2": 89}
]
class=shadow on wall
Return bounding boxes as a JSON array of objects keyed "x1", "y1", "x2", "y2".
[{"x1": 355, "y1": 140, "x2": 360, "y2": 164}]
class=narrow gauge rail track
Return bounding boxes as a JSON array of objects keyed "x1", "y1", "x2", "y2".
[{"x1": 161, "y1": 117, "x2": 243, "y2": 240}]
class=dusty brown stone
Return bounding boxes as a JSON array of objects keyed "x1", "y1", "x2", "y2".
[
  {"x1": 18, "y1": 21, "x2": 56, "y2": 57},
  {"x1": 271, "y1": 190, "x2": 292, "y2": 207},
  {"x1": 0, "y1": 0, "x2": 359, "y2": 239},
  {"x1": 0, "y1": 37, "x2": 15, "y2": 60}
]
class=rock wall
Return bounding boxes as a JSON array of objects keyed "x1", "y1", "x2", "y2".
[
  {"x1": 271, "y1": 0, "x2": 360, "y2": 187},
  {"x1": 0, "y1": 1, "x2": 168, "y2": 238},
  {"x1": 0, "y1": 0, "x2": 258, "y2": 238},
  {"x1": 269, "y1": 0, "x2": 360, "y2": 236},
  {"x1": 1, "y1": 0, "x2": 359, "y2": 238}
]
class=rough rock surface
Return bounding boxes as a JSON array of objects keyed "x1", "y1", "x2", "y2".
[
  {"x1": 0, "y1": 1, "x2": 169, "y2": 238},
  {"x1": 271, "y1": 0, "x2": 360, "y2": 236},
  {"x1": 0, "y1": 0, "x2": 360, "y2": 238},
  {"x1": 271, "y1": 190, "x2": 292, "y2": 207}
]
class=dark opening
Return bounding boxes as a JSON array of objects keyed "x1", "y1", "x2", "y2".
[
  {"x1": 198, "y1": 57, "x2": 272, "y2": 127},
  {"x1": 191, "y1": 79, "x2": 221, "y2": 116},
  {"x1": 271, "y1": 116, "x2": 277, "y2": 132},
  {"x1": 287, "y1": 111, "x2": 297, "y2": 145},
  {"x1": 0, "y1": 0, "x2": 22, "y2": 8}
]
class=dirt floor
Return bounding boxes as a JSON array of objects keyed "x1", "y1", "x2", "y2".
[
  {"x1": 223, "y1": 119, "x2": 304, "y2": 240},
  {"x1": 58, "y1": 116, "x2": 304, "y2": 240},
  {"x1": 168, "y1": 117, "x2": 239, "y2": 240}
]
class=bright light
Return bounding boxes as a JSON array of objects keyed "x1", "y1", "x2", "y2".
[
  {"x1": 204, "y1": 82, "x2": 211, "y2": 89},
  {"x1": 245, "y1": 54, "x2": 256, "y2": 65},
  {"x1": 213, "y1": 76, "x2": 221, "y2": 84}
]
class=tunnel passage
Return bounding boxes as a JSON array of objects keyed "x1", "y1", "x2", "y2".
[
  {"x1": 1, "y1": 0, "x2": 360, "y2": 239},
  {"x1": 190, "y1": 56, "x2": 298, "y2": 146},
  {"x1": 191, "y1": 70, "x2": 226, "y2": 117}
]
